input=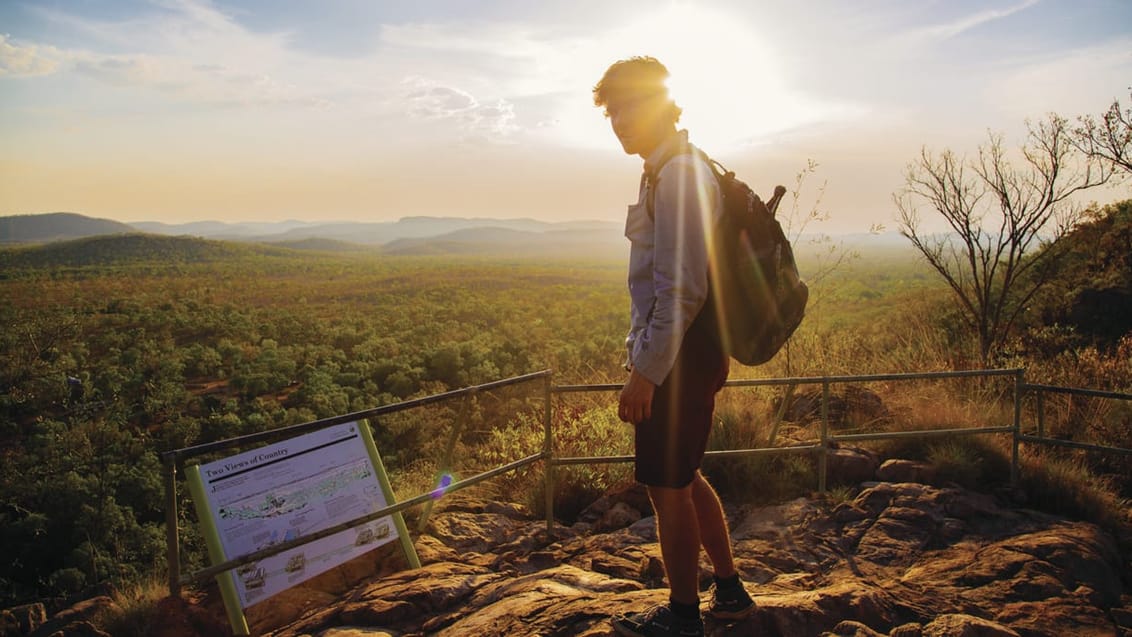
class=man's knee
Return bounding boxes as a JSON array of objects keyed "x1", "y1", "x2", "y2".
[{"x1": 647, "y1": 483, "x2": 693, "y2": 512}]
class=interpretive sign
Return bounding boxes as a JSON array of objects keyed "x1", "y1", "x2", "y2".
[{"x1": 187, "y1": 420, "x2": 415, "y2": 632}]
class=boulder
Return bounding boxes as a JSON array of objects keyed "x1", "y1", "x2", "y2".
[
  {"x1": 827, "y1": 446, "x2": 881, "y2": 485},
  {"x1": 877, "y1": 459, "x2": 937, "y2": 484},
  {"x1": 921, "y1": 613, "x2": 1020, "y2": 636},
  {"x1": 1, "y1": 603, "x2": 45, "y2": 636},
  {"x1": 29, "y1": 597, "x2": 116, "y2": 637}
]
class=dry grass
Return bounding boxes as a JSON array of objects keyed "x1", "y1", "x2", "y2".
[
  {"x1": 1017, "y1": 449, "x2": 1131, "y2": 532},
  {"x1": 864, "y1": 381, "x2": 1129, "y2": 544},
  {"x1": 99, "y1": 573, "x2": 168, "y2": 637}
]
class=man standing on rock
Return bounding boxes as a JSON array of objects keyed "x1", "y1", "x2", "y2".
[{"x1": 593, "y1": 56, "x2": 756, "y2": 637}]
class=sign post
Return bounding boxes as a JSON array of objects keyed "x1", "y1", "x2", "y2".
[{"x1": 186, "y1": 421, "x2": 417, "y2": 635}]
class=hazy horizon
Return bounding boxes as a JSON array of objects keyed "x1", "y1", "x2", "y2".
[{"x1": 2, "y1": 0, "x2": 1131, "y2": 235}]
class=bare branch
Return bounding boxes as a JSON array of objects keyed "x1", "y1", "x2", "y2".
[
  {"x1": 894, "y1": 112, "x2": 1107, "y2": 366},
  {"x1": 1072, "y1": 89, "x2": 1132, "y2": 176}
]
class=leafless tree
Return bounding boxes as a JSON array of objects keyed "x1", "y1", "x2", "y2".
[
  {"x1": 894, "y1": 114, "x2": 1111, "y2": 367},
  {"x1": 1073, "y1": 89, "x2": 1132, "y2": 177}
]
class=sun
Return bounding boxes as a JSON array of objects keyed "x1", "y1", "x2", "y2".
[
  {"x1": 547, "y1": 3, "x2": 841, "y2": 155},
  {"x1": 622, "y1": 3, "x2": 851, "y2": 155},
  {"x1": 633, "y1": 4, "x2": 801, "y2": 153}
]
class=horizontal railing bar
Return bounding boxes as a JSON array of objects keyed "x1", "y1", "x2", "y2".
[
  {"x1": 704, "y1": 445, "x2": 821, "y2": 459},
  {"x1": 832, "y1": 426, "x2": 1015, "y2": 443},
  {"x1": 164, "y1": 370, "x2": 552, "y2": 463},
  {"x1": 1022, "y1": 384, "x2": 1132, "y2": 401},
  {"x1": 552, "y1": 454, "x2": 634, "y2": 466},
  {"x1": 552, "y1": 444, "x2": 822, "y2": 467},
  {"x1": 552, "y1": 383, "x2": 622, "y2": 393},
  {"x1": 1019, "y1": 435, "x2": 1132, "y2": 456},
  {"x1": 798, "y1": 368, "x2": 1022, "y2": 384},
  {"x1": 553, "y1": 369, "x2": 1023, "y2": 395},
  {"x1": 180, "y1": 452, "x2": 545, "y2": 585}
]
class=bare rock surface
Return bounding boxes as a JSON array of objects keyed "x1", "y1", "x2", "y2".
[
  {"x1": 252, "y1": 482, "x2": 1131, "y2": 637},
  {"x1": 12, "y1": 480, "x2": 1128, "y2": 636}
]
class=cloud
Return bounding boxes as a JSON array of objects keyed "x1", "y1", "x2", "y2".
[
  {"x1": 15, "y1": 0, "x2": 334, "y2": 109},
  {"x1": 0, "y1": 34, "x2": 60, "y2": 77},
  {"x1": 401, "y1": 76, "x2": 518, "y2": 142},
  {"x1": 904, "y1": 0, "x2": 1040, "y2": 42}
]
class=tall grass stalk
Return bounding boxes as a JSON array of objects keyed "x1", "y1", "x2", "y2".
[{"x1": 101, "y1": 573, "x2": 168, "y2": 637}]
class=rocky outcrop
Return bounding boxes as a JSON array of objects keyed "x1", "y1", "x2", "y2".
[
  {"x1": 248, "y1": 480, "x2": 1131, "y2": 637},
  {"x1": 16, "y1": 596, "x2": 116, "y2": 637},
  {"x1": 12, "y1": 478, "x2": 1129, "y2": 637}
]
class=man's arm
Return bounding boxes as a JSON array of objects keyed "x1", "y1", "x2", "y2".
[{"x1": 629, "y1": 155, "x2": 717, "y2": 386}]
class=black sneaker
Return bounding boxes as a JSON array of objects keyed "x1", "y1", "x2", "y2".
[
  {"x1": 611, "y1": 604, "x2": 704, "y2": 637},
  {"x1": 708, "y1": 581, "x2": 755, "y2": 619}
]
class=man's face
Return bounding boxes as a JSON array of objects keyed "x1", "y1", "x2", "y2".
[{"x1": 605, "y1": 91, "x2": 671, "y2": 158}]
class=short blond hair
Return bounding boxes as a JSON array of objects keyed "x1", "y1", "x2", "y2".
[{"x1": 593, "y1": 56, "x2": 682, "y2": 122}]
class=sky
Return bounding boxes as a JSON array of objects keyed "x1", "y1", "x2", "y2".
[{"x1": 1, "y1": 0, "x2": 1130, "y2": 234}]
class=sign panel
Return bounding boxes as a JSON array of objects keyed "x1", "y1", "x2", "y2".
[{"x1": 194, "y1": 421, "x2": 398, "y2": 608}]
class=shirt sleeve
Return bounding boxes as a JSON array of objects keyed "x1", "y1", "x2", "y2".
[{"x1": 630, "y1": 154, "x2": 718, "y2": 385}]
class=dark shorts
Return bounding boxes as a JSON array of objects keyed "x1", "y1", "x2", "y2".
[{"x1": 634, "y1": 311, "x2": 729, "y2": 488}]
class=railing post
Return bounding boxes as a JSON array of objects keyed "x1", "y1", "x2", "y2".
[
  {"x1": 418, "y1": 392, "x2": 471, "y2": 533},
  {"x1": 163, "y1": 455, "x2": 181, "y2": 598},
  {"x1": 1011, "y1": 369, "x2": 1023, "y2": 486},
  {"x1": 818, "y1": 378, "x2": 830, "y2": 494},
  {"x1": 1036, "y1": 391, "x2": 1045, "y2": 439},
  {"x1": 543, "y1": 372, "x2": 555, "y2": 532}
]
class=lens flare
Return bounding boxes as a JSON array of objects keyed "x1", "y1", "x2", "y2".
[{"x1": 430, "y1": 473, "x2": 454, "y2": 500}]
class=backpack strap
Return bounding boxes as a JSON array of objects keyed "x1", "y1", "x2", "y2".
[{"x1": 644, "y1": 143, "x2": 725, "y2": 219}]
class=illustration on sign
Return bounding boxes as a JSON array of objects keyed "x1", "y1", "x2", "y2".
[{"x1": 194, "y1": 421, "x2": 398, "y2": 607}]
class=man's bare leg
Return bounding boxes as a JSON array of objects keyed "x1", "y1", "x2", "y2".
[
  {"x1": 647, "y1": 483, "x2": 701, "y2": 605},
  {"x1": 690, "y1": 470, "x2": 737, "y2": 579}
]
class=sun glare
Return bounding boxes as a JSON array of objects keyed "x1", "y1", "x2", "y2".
[
  {"x1": 634, "y1": 4, "x2": 809, "y2": 153},
  {"x1": 552, "y1": 3, "x2": 838, "y2": 155},
  {"x1": 542, "y1": 3, "x2": 850, "y2": 156}
]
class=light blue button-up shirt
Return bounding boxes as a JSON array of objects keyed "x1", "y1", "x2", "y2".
[{"x1": 624, "y1": 130, "x2": 722, "y2": 386}]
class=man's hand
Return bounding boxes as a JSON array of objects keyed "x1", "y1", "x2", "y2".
[{"x1": 619, "y1": 368, "x2": 656, "y2": 424}]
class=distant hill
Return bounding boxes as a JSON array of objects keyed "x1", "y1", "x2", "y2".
[
  {"x1": 266, "y1": 237, "x2": 372, "y2": 252},
  {"x1": 0, "y1": 212, "x2": 916, "y2": 259},
  {"x1": 131, "y1": 219, "x2": 318, "y2": 238},
  {"x1": 379, "y1": 226, "x2": 626, "y2": 257},
  {"x1": 0, "y1": 212, "x2": 136, "y2": 244},
  {"x1": 265, "y1": 217, "x2": 614, "y2": 245},
  {"x1": 127, "y1": 215, "x2": 621, "y2": 244},
  {"x1": 0, "y1": 212, "x2": 623, "y2": 248},
  {"x1": 0, "y1": 233, "x2": 297, "y2": 270}
]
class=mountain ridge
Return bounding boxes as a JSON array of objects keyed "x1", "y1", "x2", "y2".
[
  {"x1": 0, "y1": 212, "x2": 136, "y2": 244},
  {"x1": 0, "y1": 211, "x2": 911, "y2": 253},
  {"x1": 0, "y1": 212, "x2": 624, "y2": 248},
  {"x1": 0, "y1": 233, "x2": 303, "y2": 270}
]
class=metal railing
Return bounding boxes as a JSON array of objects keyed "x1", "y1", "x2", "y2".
[
  {"x1": 162, "y1": 367, "x2": 1132, "y2": 598},
  {"x1": 1019, "y1": 383, "x2": 1132, "y2": 456},
  {"x1": 546, "y1": 368, "x2": 1025, "y2": 527}
]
